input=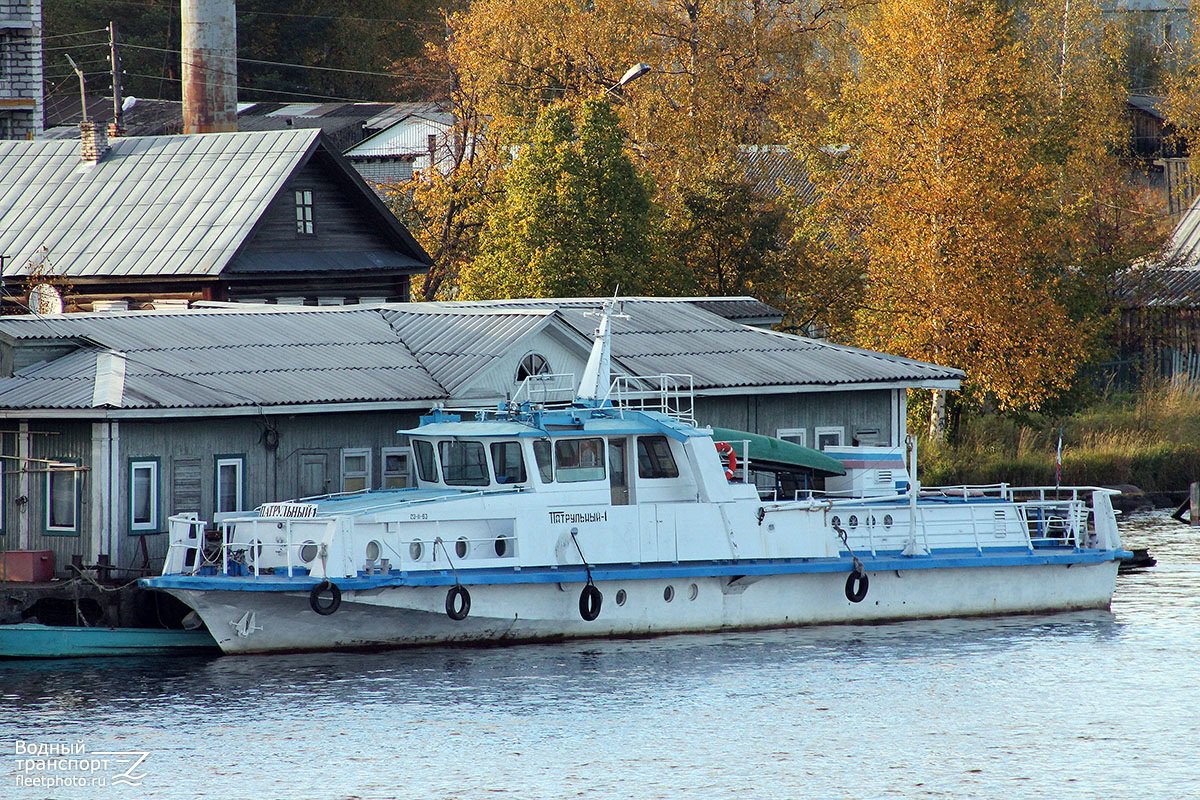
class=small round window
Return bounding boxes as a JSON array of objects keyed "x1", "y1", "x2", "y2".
[{"x1": 516, "y1": 353, "x2": 551, "y2": 384}]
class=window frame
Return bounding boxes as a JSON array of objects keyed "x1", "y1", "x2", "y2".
[
  {"x1": 515, "y1": 352, "x2": 551, "y2": 384},
  {"x1": 814, "y1": 426, "x2": 845, "y2": 451},
  {"x1": 438, "y1": 440, "x2": 490, "y2": 487},
  {"x1": 340, "y1": 448, "x2": 373, "y2": 493},
  {"x1": 381, "y1": 446, "x2": 412, "y2": 489},
  {"x1": 129, "y1": 457, "x2": 161, "y2": 534},
  {"x1": 554, "y1": 437, "x2": 607, "y2": 483},
  {"x1": 45, "y1": 461, "x2": 81, "y2": 535},
  {"x1": 489, "y1": 440, "x2": 528, "y2": 485},
  {"x1": 214, "y1": 454, "x2": 246, "y2": 517},
  {"x1": 636, "y1": 436, "x2": 680, "y2": 479},
  {"x1": 776, "y1": 428, "x2": 807, "y2": 448},
  {"x1": 413, "y1": 439, "x2": 439, "y2": 483},
  {"x1": 295, "y1": 189, "x2": 315, "y2": 235}
]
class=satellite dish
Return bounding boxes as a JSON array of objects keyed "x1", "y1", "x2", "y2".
[{"x1": 29, "y1": 283, "x2": 64, "y2": 315}]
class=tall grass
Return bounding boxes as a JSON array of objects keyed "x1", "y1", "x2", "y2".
[{"x1": 919, "y1": 382, "x2": 1200, "y2": 492}]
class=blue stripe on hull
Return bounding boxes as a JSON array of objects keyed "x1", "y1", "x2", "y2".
[{"x1": 143, "y1": 548, "x2": 1130, "y2": 593}]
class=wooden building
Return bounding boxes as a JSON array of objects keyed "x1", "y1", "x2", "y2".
[
  {"x1": 0, "y1": 298, "x2": 962, "y2": 575},
  {"x1": 0, "y1": 127, "x2": 431, "y2": 311}
]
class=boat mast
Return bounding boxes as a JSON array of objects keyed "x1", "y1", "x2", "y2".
[{"x1": 575, "y1": 297, "x2": 623, "y2": 407}]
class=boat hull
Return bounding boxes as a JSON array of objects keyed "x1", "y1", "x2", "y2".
[
  {"x1": 0, "y1": 623, "x2": 219, "y2": 659},
  {"x1": 167, "y1": 560, "x2": 1120, "y2": 654}
]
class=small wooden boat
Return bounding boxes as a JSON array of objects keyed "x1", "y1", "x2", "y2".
[{"x1": 0, "y1": 623, "x2": 218, "y2": 659}]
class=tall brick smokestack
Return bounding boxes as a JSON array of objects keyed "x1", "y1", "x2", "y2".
[{"x1": 181, "y1": 0, "x2": 238, "y2": 133}]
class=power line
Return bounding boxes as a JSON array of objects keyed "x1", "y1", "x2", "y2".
[
  {"x1": 42, "y1": 0, "x2": 443, "y2": 27},
  {"x1": 121, "y1": 72, "x2": 385, "y2": 104},
  {"x1": 118, "y1": 41, "x2": 425, "y2": 80},
  {"x1": 38, "y1": 28, "x2": 110, "y2": 41}
]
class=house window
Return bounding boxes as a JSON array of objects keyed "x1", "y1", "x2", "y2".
[
  {"x1": 130, "y1": 458, "x2": 160, "y2": 533},
  {"x1": 295, "y1": 190, "x2": 315, "y2": 234},
  {"x1": 777, "y1": 428, "x2": 807, "y2": 448},
  {"x1": 815, "y1": 427, "x2": 844, "y2": 450},
  {"x1": 341, "y1": 448, "x2": 372, "y2": 492},
  {"x1": 46, "y1": 462, "x2": 79, "y2": 534},
  {"x1": 215, "y1": 455, "x2": 245, "y2": 515},
  {"x1": 516, "y1": 353, "x2": 551, "y2": 383},
  {"x1": 382, "y1": 447, "x2": 411, "y2": 489}
]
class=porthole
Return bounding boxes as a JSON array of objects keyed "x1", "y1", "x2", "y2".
[
  {"x1": 495, "y1": 536, "x2": 510, "y2": 557},
  {"x1": 455, "y1": 537, "x2": 469, "y2": 559},
  {"x1": 688, "y1": 583, "x2": 699, "y2": 601},
  {"x1": 245, "y1": 538, "x2": 264, "y2": 565},
  {"x1": 615, "y1": 589, "x2": 627, "y2": 606},
  {"x1": 831, "y1": 515, "x2": 842, "y2": 528},
  {"x1": 849, "y1": 515, "x2": 859, "y2": 529},
  {"x1": 299, "y1": 541, "x2": 319, "y2": 563},
  {"x1": 366, "y1": 540, "x2": 382, "y2": 561},
  {"x1": 883, "y1": 514, "x2": 894, "y2": 529},
  {"x1": 409, "y1": 540, "x2": 425, "y2": 561},
  {"x1": 664, "y1": 585, "x2": 675, "y2": 603}
]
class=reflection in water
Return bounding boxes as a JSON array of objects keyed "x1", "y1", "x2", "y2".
[{"x1": 2, "y1": 510, "x2": 1197, "y2": 799}]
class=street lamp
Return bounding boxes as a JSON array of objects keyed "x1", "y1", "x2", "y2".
[{"x1": 606, "y1": 63, "x2": 651, "y2": 97}]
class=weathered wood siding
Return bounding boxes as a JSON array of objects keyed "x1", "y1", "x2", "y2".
[
  {"x1": 234, "y1": 155, "x2": 399, "y2": 258},
  {"x1": 0, "y1": 421, "x2": 96, "y2": 575},
  {"x1": 695, "y1": 389, "x2": 899, "y2": 447},
  {"x1": 114, "y1": 410, "x2": 423, "y2": 566}
]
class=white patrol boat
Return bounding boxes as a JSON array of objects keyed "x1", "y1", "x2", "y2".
[{"x1": 142, "y1": 301, "x2": 1129, "y2": 654}]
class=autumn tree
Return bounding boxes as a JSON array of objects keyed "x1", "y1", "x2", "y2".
[
  {"x1": 803, "y1": 0, "x2": 1091, "y2": 417},
  {"x1": 458, "y1": 99, "x2": 662, "y2": 299}
]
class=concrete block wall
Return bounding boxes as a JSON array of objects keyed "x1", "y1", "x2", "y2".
[{"x1": 0, "y1": 0, "x2": 43, "y2": 139}]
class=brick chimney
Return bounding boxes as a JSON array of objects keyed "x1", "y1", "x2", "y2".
[{"x1": 80, "y1": 121, "x2": 110, "y2": 162}]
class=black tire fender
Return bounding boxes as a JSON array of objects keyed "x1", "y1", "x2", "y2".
[
  {"x1": 845, "y1": 571, "x2": 869, "y2": 603},
  {"x1": 579, "y1": 583, "x2": 603, "y2": 621},
  {"x1": 309, "y1": 580, "x2": 342, "y2": 615},
  {"x1": 446, "y1": 585, "x2": 471, "y2": 621}
]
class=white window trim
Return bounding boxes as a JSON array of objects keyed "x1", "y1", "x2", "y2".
[
  {"x1": 381, "y1": 446, "x2": 412, "y2": 489},
  {"x1": 341, "y1": 448, "x2": 373, "y2": 492},
  {"x1": 130, "y1": 460, "x2": 159, "y2": 532},
  {"x1": 776, "y1": 428, "x2": 807, "y2": 447},
  {"x1": 215, "y1": 457, "x2": 245, "y2": 520},
  {"x1": 46, "y1": 465, "x2": 79, "y2": 532},
  {"x1": 814, "y1": 426, "x2": 844, "y2": 450}
]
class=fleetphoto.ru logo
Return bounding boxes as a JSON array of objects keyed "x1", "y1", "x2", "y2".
[{"x1": 10, "y1": 739, "x2": 149, "y2": 789}]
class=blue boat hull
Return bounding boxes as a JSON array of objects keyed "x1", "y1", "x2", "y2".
[{"x1": 0, "y1": 623, "x2": 218, "y2": 659}]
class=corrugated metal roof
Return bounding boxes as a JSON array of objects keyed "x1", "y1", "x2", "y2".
[
  {"x1": 0, "y1": 129, "x2": 320, "y2": 280},
  {"x1": 0, "y1": 300, "x2": 961, "y2": 412},
  {"x1": 430, "y1": 298, "x2": 963, "y2": 389}
]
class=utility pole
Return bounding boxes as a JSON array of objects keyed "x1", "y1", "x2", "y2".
[{"x1": 108, "y1": 22, "x2": 124, "y2": 136}]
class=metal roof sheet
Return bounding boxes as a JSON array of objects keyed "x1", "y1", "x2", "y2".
[
  {"x1": 0, "y1": 129, "x2": 320, "y2": 280},
  {"x1": 0, "y1": 299, "x2": 961, "y2": 412}
]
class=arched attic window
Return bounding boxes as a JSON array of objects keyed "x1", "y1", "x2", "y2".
[{"x1": 516, "y1": 353, "x2": 551, "y2": 384}]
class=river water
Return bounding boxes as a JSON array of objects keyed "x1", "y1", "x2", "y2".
[{"x1": 1, "y1": 510, "x2": 1197, "y2": 800}]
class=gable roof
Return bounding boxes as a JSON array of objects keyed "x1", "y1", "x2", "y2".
[
  {"x1": 0, "y1": 129, "x2": 430, "y2": 282},
  {"x1": 0, "y1": 299, "x2": 961, "y2": 415},
  {"x1": 423, "y1": 298, "x2": 964, "y2": 392}
]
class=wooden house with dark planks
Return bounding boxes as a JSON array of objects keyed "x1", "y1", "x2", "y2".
[{"x1": 0, "y1": 126, "x2": 431, "y2": 312}]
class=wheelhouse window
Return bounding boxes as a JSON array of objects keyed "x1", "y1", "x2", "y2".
[
  {"x1": 341, "y1": 448, "x2": 372, "y2": 492},
  {"x1": 46, "y1": 462, "x2": 79, "y2": 534},
  {"x1": 295, "y1": 190, "x2": 315, "y2": 234},
  {"x1": 636, "y1": 436, "x2": 679, "y2": 479},
  {"x1": 382, "y1": 447, "x2": 412, "y2": 489},
  {"x1": 439, "y1": 440, "x2": 489, "y2": 486},
  {"x1": 555, "y1": 438, "x2": 606, "y2": 483},
  {"x1": 413, "y1": 439, "x2": 439, "y2": 482},
  {"x1": 215, "y1": 456, "x2": 245, "y2": 515},
  {"x1": 490, "y1": 441, "x2": 527, "y2": 485},
  {"x1": 130, "y1": 458, "x2": 160, "y2": 533},
  {"x1": 533, "y1": 439, "x2": 553, "y2": 483}
]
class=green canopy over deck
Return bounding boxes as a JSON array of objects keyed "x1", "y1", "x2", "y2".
[{"x1": 709, "y1": 427, "x2": 847, "y2": 476}]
